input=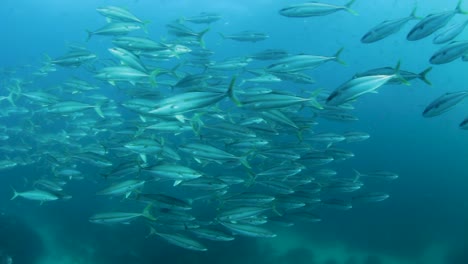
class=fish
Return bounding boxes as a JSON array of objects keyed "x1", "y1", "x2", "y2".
[
  {"x1": 361, "y1": 7, "x2": 419, "y2": 43},
  {"x1": 180, "y1": 177, "x2": 229, "y2": 190},
  {"x1": 181, "y1": 12, "x2": 222, "y2": 24},
  {"x1": 166, "y1": 22, "x2": 210, "y2": 47},
  {"x1": 352, "y1": 192, "x2": 390, "y2": 203},
  {"x1": 266, "y1": 48, "x2": 346, "y2": 73},
  {"x1": 96, "y1": 6, "x2": 148, "y2": 24},
  {"x1": 343, "y1": 131, "x2": 370, "y2": 143},
  {"x1": 0, "y1": 160, "x2": 17, "y2": 170},
  {"x1": 10, "y1": 187, "x2": 59, "y2": 202},
  {"x1": 422, "y1": 91, "x2": 468, "y2": 117},
  {"x1": 326, "y1": 73, "x2": 399, "y2": 106},
  {"x1": 47, "y1": 101, "x2": 105, "y2": 118},
  {"x1": 108, "y1": 47, "x2": 148, "y2": 73},
  {"x1": 94, "y1": 66, "x2": 159, "y2": 86},
  {"x1": 190, "y1": 227, "x2": 235, "y2": 241},
  {"x1": 136, "y1": 193, "x2": 192, "y2": 211},
  {"x1": 279, "y1": 0, "x2": 357, "y2": 17},
  {"x1": 354, "y1": 63, "x2": 432, "y2": 86},
  {"x1": 86, "y1": 22, "x2": 144, "y2": 41},
  {"x1": 179, "y1": 143, "x2": 251, "y2": 168},
  {"x1": 354, "y1": 169, "x2": 399, "y2": 181},
  {"x1": 429, "y1": 40, "x2": 468, "y2": 64},
  {"x1": 249, "y1": 49, "x2": 289, "y2": 60},
  {"x1": 239, "y1": 91, "x2": 322, "y2": 110},
  {"x1": 149, "y1": 228, "x2": 208, "y2": 251},
  {"x1": 148, "y1": 77, "x2": 238, "y2": 116},
  {"x1": 407, "y1": 0, "x2": 467, "y2": 41},
  {"x1": 459, "y1": 117, "x2": 468, "y2": 129},
  {"x1": 89, "y1": 205, "x2": 155, "y2": 224},
  {"x1": 46, "y1": 50, "x2": 97, "y2": 67},
  {"x1": 219, "y1": 31, "x2": 269, "y2": 42},
  {"x1": 433, "y1": 19, "x2": 468, "y2": 44},
  {"x1": 217, "y1": 206, "x2": 270, "y2": 222},
  {"x1": 112, "y1": 36, "x2": 167, "y2": 52},
  {"x1": 321, "y1": 198, "x2": 352, "y2": 210},
  {"x1": 96, "y1": 179, "x2": 145, "y2": 198},
  {"x1": 219, "y1": 222, "x2": 277, "y2": 238},
  {"x1": 143, "y1": 164, "x2": 203, "y2": 186}
]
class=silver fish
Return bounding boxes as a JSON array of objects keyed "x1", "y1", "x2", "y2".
[
  {"x1": 279, "y1": 0, "x2": 357, "y2": 17},
  {"x1": 407, "y1": 0, "x2": 466, "y2": 41},
  {"x1": 422, "y1": 91, "x2": 468, "y2": 117}
]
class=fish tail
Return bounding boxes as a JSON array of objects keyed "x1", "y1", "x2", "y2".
[
  {"x1": 142, "y1": 203, "x2": 157, "y2": 221},
  {"x1": 353, "y1": 169, "x2": 362, "y2": 182},
  {"x1": 169, "y1": 63, "x2": 183, "y2": 79},
  {"x1": 146, "y1": 226, "x2": 158, "y2": 238},
  {"x1": 308, "y1": 89, "x2": 324, "y2": 110},
  {"x1": 239, "y1": 155, "x2": 251, "y2": 169},
  {"x1": 410, "y1": 5, "x2": 421, "y2": 19},
  {"x1": 149, "y1": 69, "x2": 160, "y2": 87},
  {"x1": 419, "y1": 67, "x2": 433, "y2": 86},
  {"x1": 227, "y1": 75, "x2": 242, "y2": 106},
  {"x1": 334, "y1": 47, "x2": 347, "y2": 65},
  {"x1": 94, "y1": 103, "x2": 105, "y2": 119},
  {"x1": 456, "y1": 0, "x2": 468, "y2": 14},
  {"x1": 272, "y1": 202, "x2": 283, "y2": 216},
  {"x1": 198, "y1": 28, "x2": 210, "y2": 48},
  {"x1": 1, "y1": 91, "x2": 16, "y2": 107},
  {"x1": 85, "y1": 30, "x2": 93, "y2": 42},
  {"x1": 10, "y1": 186, "x2": 19, "y2": 200},
  {"x1": 344, "y1": 0, "x2": 358, "y2": 15}
]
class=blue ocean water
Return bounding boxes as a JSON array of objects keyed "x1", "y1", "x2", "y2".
[{"x1": 1, "y1": 0, "x2": 468, "y2": 264}]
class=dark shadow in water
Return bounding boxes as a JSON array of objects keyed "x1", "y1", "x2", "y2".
[{"x1": 0, "y1": 214, "x2": 44, "y2": 264}]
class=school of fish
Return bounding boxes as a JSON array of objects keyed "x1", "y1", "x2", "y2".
[{"x1": 1, "y1": 1, "x2": 467, "y2": 252}]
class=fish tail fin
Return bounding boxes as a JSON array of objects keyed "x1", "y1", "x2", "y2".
[
  {"x1": 146, "y1": 226, "x2": 158, "y2": 238},
  {"x1": 334, "y1": 47, "x2": 347, "y2": 65},
  {"x1": 419, "y1": 67, "x2": 433, "y2": 86},
  {"x1": 94, "y1": 103, "x2": 105, "y2": 119},
  {"x1": 142, "y1": 203, "x2": 157, "y2": 221},
  {"x1": 456, "y1": 0, "x2": 468, "y2": 14},
  {"x1": 239, "y1": 156, "x2": 251, "y2": 169},
  {"x1": 272, "y1": 202, "x2": 283, "y2": 216},
  {"x1": 345, "y1": 0, "x2": 358, "y2": 15},
  {"x1": 1, "y1": 91, "x2": 16, "y2": 107},
  {"x1": 85, "y1": 30, "x2": 93, "y2": 42},
  {"x1": 169, "y1": 63, "x2": 183, "y2": 79},
  {"x1": 227, "y1": 75, "x2": 242, "y2": 106},
  {"x1": 10, "y1": 186, "x2": 19, "y2": 200},
  {"x1": 410, "y1": 5, "x2": 421, "y2": 19},
  {"x1": 198, "y1": 28, "x2": 210, "y2": 48},
  {"x1": 149, "y1": 69, "x2": 160, "y2": 87},
  {"x1": 43, "y1": 53, "x2": 52, "y2": 64},
  {"x1": 353, "y1": 169, "x2": 362, "y2": 182},
  {"x1": 244, "y1": 171, "x2": 257, "y2": 187},
  {"x1": 308, "y1": 89, "x2": 324, "y2": 110}
]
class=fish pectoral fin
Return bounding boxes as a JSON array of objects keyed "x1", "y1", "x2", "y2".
[{"x1": 173, "y1": 180, "x2": 183, "y2": 186}]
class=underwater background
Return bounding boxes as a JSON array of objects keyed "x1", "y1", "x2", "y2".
[{"x1": 1, "y1": 0, "x2": 468, "y2": 264}]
